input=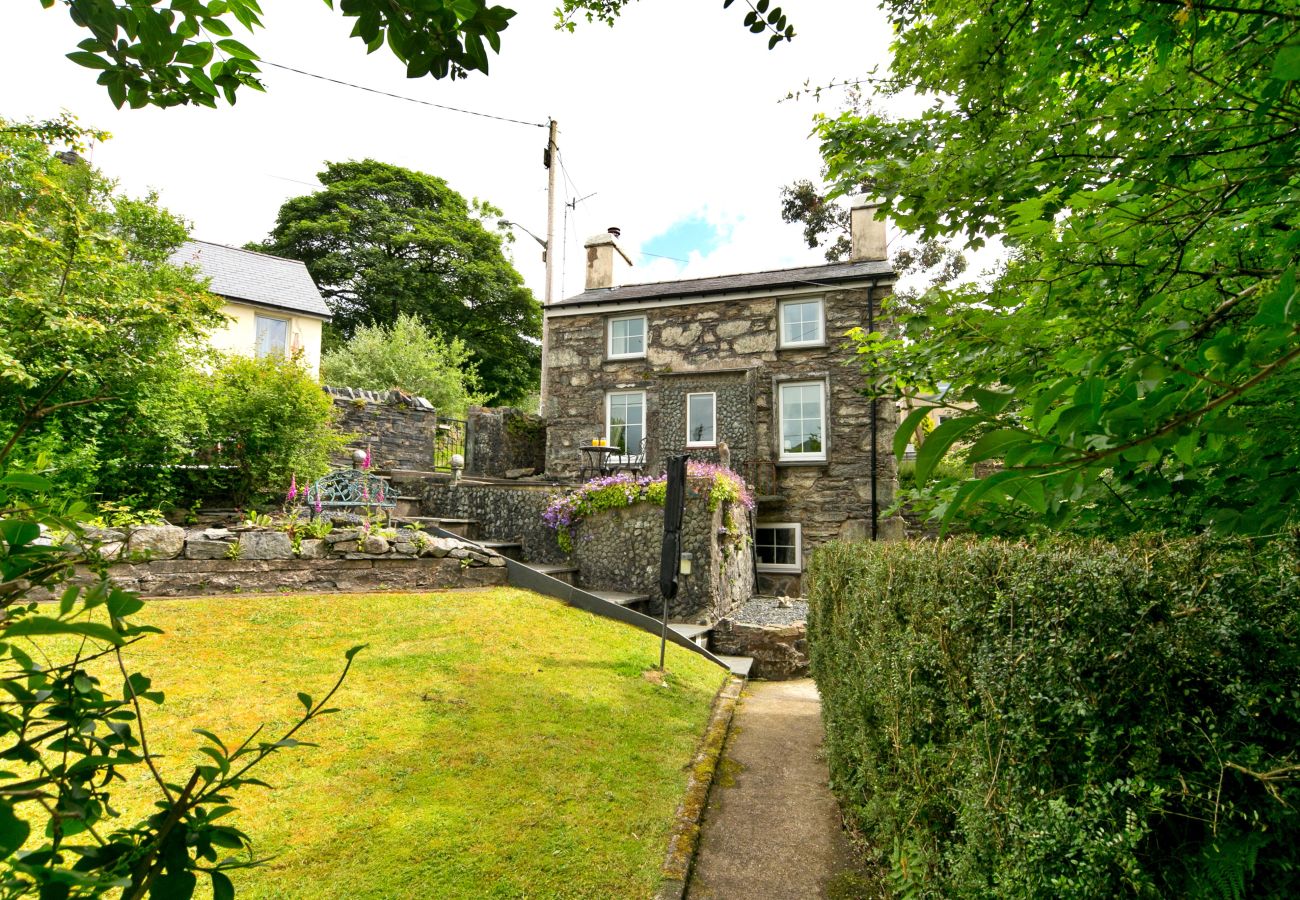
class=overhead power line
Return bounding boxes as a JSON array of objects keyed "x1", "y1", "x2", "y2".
[{"x1": 258, "y1": 59, "x2": 547, "y2": 129}]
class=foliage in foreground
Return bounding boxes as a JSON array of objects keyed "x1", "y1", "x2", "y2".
[
  {"x1": 807, "y1": 536, "x2": 1300, "y2": 899},
  {"x1": 320, "y1": 314, "x2": 487, "y2": 416},
  {"x1": 0, "y1": 463, "x2": 361, "y2": 897},
  {"x1": 254, "y1": 159, "x2": 540, "y2": 405},
  {"x1": 33, "y1": 0, "x2": 793, "y2": 108},
  {"x1": 818, "y1": 2, "x2": 1300, "y2": 535}
]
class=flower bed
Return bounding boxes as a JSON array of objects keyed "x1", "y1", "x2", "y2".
[{"x1": 542, "y1": 463, "x2": 754, "y2": 553}]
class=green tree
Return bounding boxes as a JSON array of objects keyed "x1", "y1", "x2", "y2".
[
  {"x1": 321, "y1": 314, "x2": 488, "y2": 416},
  {"x1": 254, "y1": 160, "x2": 541, "y2": 405},
  {"x1": 0, "y1": 116, "x2": 225, "y2": 508},
  {"x1": 35, "y1": 0, "x2": 794, "y2": 109},
  {"x1": 816, "y1": 2, "x2": 1300, "y2": 535}
]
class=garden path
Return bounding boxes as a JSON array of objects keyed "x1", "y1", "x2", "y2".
[{"x1": 686, "y1": 678, "x2": 859, "y2": 899}]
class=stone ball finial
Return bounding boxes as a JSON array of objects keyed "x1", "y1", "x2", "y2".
[
  {"x1": 450, "y1": 453, "x2": 465, "y2": 470},
  {"x1": 351, "y1": 449, "x2": 368, "y2": 468}
]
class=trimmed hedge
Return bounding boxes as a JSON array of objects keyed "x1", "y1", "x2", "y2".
[{"x1": 807, "y1": 536, "x2": 1300, "y2": 898}]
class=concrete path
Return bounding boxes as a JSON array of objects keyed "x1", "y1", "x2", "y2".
[{"x1": 686, "y1": 679, "x2": 856, "y2": 899}]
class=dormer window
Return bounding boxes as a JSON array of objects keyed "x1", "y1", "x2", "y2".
[
  {"x1": 779, "y1": 298, "x2": 825, "y2": 348},
  {"x1": 608, "y1": 314, "x2": 647, "y2": 359}
]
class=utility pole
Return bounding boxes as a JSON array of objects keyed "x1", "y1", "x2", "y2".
[{"x1": 539, "y1": 118, "x2": 559, "y2": 416}]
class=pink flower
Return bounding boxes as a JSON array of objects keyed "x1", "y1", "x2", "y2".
[
  {"x1": 286, "y1": 473, "x2": 298, "y2": 503},
  {"x1": 363, "y1": 449, "x2": 372, "y2": 470}
]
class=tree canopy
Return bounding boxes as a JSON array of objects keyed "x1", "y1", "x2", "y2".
[
  {"x1": 0, "y1": 116, "x2": 225, "y2": 504},
  {"x1": 254, "y1": 159, "x2": 540, "y2": 405},
  {"x1": 820, "y1": 1, "x2": 1300, "y2": 535},
  {"x1": 37, "y1": 0, "x2": 795, "y2": 108}
]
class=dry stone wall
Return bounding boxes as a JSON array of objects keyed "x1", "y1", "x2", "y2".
[
  {"x1": 465, "y1": 406, "x2": 547, "y2": 478},
  {"x1": 68, "y1": 523, "x2": 506, "y2": 597},
  {"x1": 418, "y1": 478, "x2": 568, "y2": 564},
  {"x1": 325, "y1": 387, "x2": 439, "y2": 471}
]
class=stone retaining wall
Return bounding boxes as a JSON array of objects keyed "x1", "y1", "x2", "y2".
[
  {"x1": 710, "y1": 619, "x2": 809, "y2": 680},
  {"x1": 69, "y1": 522, "x2": 507, "y2": 598},
  {"x1": 570, "y1": 493, "x2": 752, "y2": 623},
  {"x1": 418, "y1": 478, "x2": 568, "y2": 564}
]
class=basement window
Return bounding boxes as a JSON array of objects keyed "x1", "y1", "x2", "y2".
[{"x1": 755, "y1": 523, "x2": 801, "y2": 572}]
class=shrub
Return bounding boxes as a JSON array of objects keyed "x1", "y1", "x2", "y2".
[
  {"x1": 320, "y1": 313, "x2": 488, "y2": 415},
  {"x1": 193, "y1": 354, "x2": 348, "y2": 506},
  {"x1": 806, "y1": 536, "x2": 1300, "y2": 899}
]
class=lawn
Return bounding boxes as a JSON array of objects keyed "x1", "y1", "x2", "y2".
[{"x1": 91, "y1": 588, "x2": 729, "y2": 898}]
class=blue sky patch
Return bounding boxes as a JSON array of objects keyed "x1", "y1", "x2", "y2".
[{"x1": 641, "y1": 217, "x2": 729, "y2": 266}]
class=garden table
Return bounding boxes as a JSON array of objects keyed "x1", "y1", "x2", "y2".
[{"x1": 578, "y1": 445, "x2": 617, "y2": 480}]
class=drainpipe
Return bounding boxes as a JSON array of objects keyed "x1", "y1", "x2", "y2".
[{"x1": 868, "y1": 282, "x2": 879, "y2": 541}]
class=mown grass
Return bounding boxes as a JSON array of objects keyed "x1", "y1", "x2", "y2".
[{"x1": 90, "y1": 588, "x2": 729, "y2": 898}]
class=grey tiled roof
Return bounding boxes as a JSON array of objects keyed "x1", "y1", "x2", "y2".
[
  {"x1": 170, "y1": 240, "x2": 332, "y2": 319},
  {"x1": 552, "y1": 258, "x2": 894, "y2": 308}
]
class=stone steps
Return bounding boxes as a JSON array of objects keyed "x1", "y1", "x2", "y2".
[
  {"x1": 531, "y1": 563, "x2": 578, "y2": 585},
  {"x1": 585, "y1": 588, "x2": 651, "y2": 608},
  {"x1": 395, "y1": 516, "x2": 479, "y2": 539},
  {"x1": 668, "y1": 622, "x2": 712, "y2": 648},
  {"x1": 479, "y1": 540, "x2": 524, "y2": 561},
  {"x1": 717, "y1": 654, "x2": 754, "y2": 677}
]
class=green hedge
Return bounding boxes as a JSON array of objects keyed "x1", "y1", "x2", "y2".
[{"x1": 807, "y1": 536, "x2": 1300, "y2": 898}]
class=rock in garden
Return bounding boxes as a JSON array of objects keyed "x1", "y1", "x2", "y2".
[
  {"x1": 185, "y1": 539, "x2": 232, "y2": 560},
  {"x1": 201, "y1": 528, "x2": 233, "y2": 541},
  {"x1": 361, "y1": 535, "x2": 389, "y2": 554},
  {"x1": 298, "y1": 539, "x2": 328, "y2": 559},
  {"x1": 324, "y1": 528, "x2": 359, "y2": 545},
  {"x1": 238, "y1": 531, "x2": 293, "y2": 560},
  {"x1": 394, "y1": 542, "x2": 417, "y2": 555},
  {"x1": 127, "y1": 525, "x2": 185, "y2": 559}
]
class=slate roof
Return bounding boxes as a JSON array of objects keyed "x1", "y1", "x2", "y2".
[
  {"x1": 552, "y1": 258, "x2": 895, "y2": 309},
  {"x1": 170, "y1": 240, "x2": 332, "y2": 319}
]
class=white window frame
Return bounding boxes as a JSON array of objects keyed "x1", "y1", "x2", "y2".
[
  {"x1": 605, "y1": 390, "x2": 646, "y2": 461},
  {"x1": 607, "y1": 314, "x2": 647, "y2": 360},
  {"x1": 778, "y1": 380, "x2": 827, "y2": 462},
  {"x1": 755, "y1": 523, "x2": 802, "y2": 573},
  {"x1": 685, "y1": 392, "x2": 717, "y2": 448},
  {"x1": 778, "y1": 297, "x2": 825, "y2": 348},
  {"x1": 254, "y1": 313, "x2": 290, "y2": 359}
]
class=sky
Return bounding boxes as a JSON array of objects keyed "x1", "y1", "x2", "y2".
[{"x1": 1, "y1": 1, "x2": 899, "y2": 302}]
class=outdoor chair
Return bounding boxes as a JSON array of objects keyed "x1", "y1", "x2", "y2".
[{"x1": 610, "y1": 439, "x2": 647, "y2": 477}]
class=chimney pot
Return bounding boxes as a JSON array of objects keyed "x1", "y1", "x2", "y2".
[{"x1": 607, "y1": 226, "x2": 621, "y2": 239}]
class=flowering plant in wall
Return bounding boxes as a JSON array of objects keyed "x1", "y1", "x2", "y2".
[{"x1": 542, "y1": 463, "x2": 754, "y2": 553}]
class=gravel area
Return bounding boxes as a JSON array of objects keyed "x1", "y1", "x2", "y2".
[{"x1": 734, "y1": 596, "x2": 809, "y2": 626}]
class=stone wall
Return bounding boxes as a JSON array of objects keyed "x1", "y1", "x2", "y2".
[
  {"x1": 465, "y1": 406, "x2": 547, "y2": 478},
  {"x1": 325, "y1": 386, "x2": 439, "y2": 472},
  {"x1": 418, "y1": 478, "x2": 568, "y2": 564},
  {"x1": 710, "y1": 618, "x2": 809, "y2": 680},
  {"x1": 543, "y1": 285, "x2": 900, "y2": 596},
  {"x1": 61, "y1": 523, "x2": 507, "y2": 598},
  {"x1": 569, "y1": 493, "x2": 753, "y2": 623}
]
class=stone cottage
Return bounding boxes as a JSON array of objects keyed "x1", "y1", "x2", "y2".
[{"x1": 542, "y1": 199, "x2": 899, "y2": 594}]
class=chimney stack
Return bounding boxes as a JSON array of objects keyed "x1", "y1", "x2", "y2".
[
  {"x1": 849, "y1": 198, "x2": 888, "y2": 262},
  {"x1": 584, "y1": 227, "x2": 634, "y2": 290}
]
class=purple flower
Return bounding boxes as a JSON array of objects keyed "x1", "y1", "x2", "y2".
[
  {"x1": 363, "y1": 449, "x2": 372, "y2": 470},
  {"x1": 286, "y1": 473, "x2": 298, "y2": 503}
]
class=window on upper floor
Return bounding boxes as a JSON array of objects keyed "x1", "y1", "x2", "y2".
[
  {"x1": 755, "y1": 523, "x2": 802, "y2": 572},
  {"x1": 778, "y1": 380, "x2": 827, "y2": 461},
  {"x1": 608, "y1": 314, "x2": 647, "y2": 359},
  {"x1": 686, "y1": 392, "x2": 716, "y2": 447},
  {"x1": 255, "y1": 314, "x2": 289, "y2": 359},
  {"x1": 779, "y1": 297, "x2": 825, "y2": 347}
]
